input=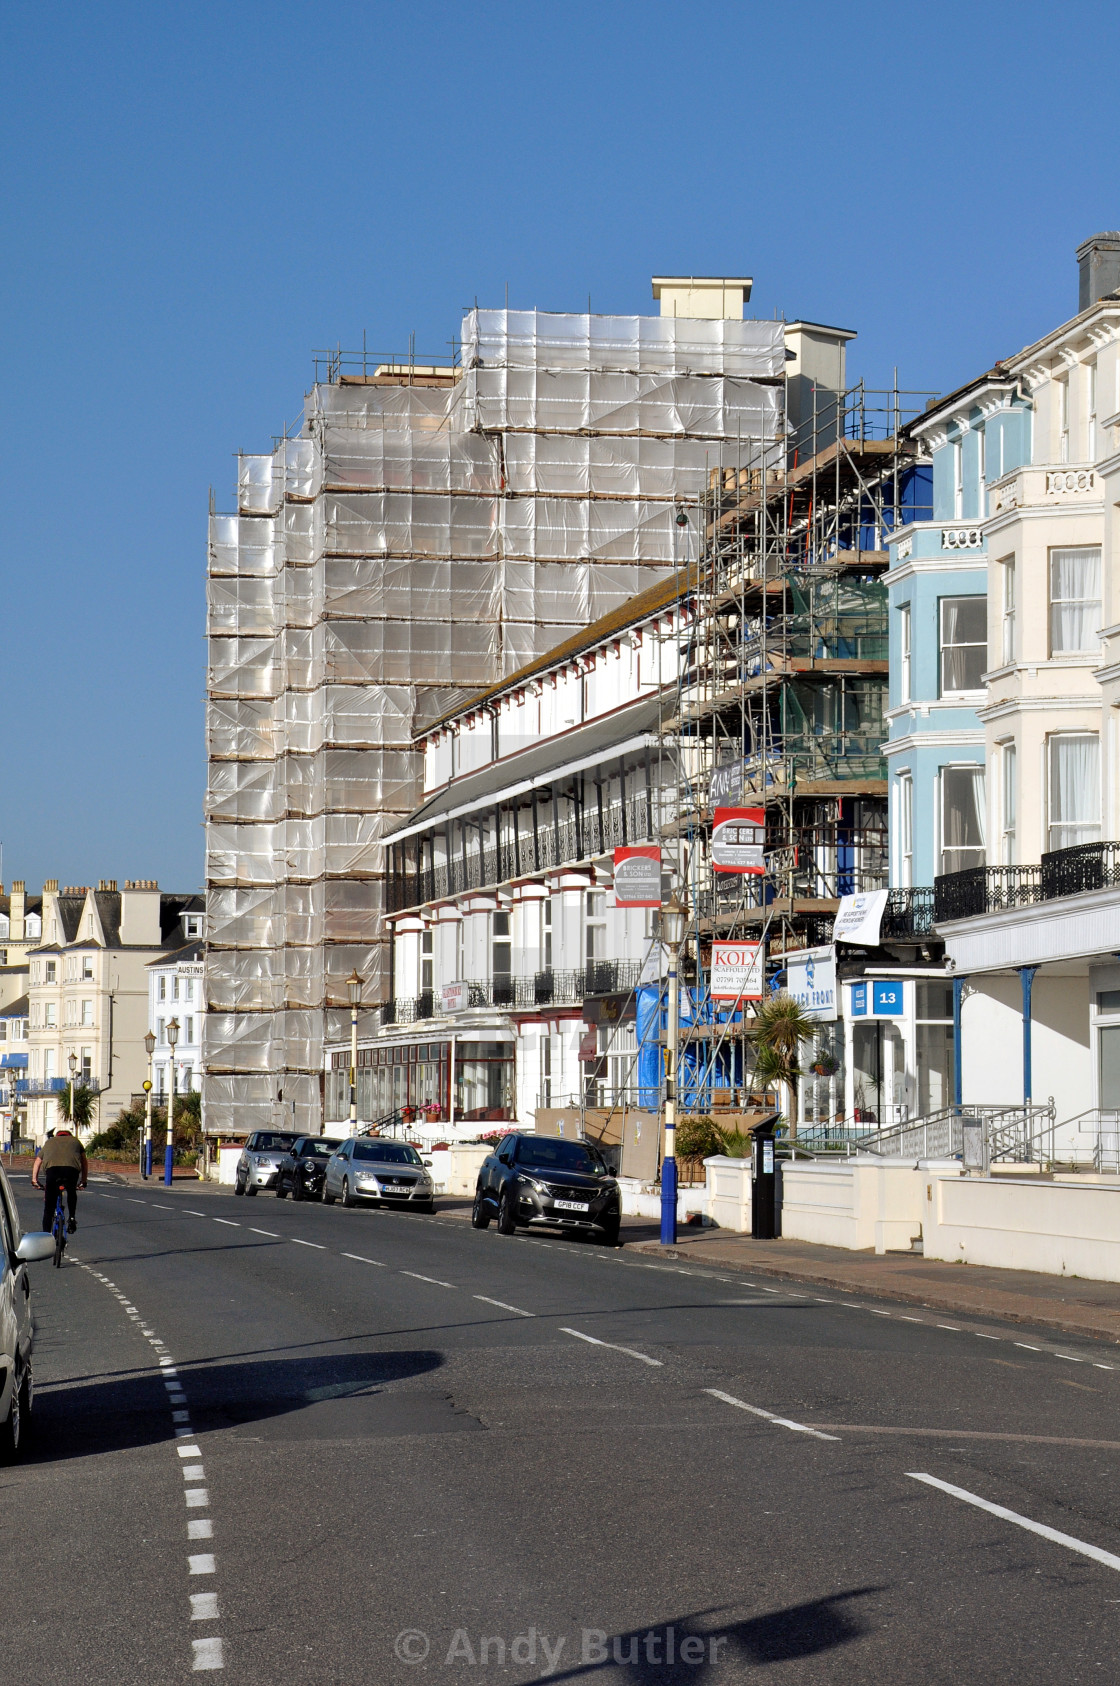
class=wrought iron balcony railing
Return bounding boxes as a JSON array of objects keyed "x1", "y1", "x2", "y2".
[{"x1": 933, "y1": 842, "x2": 1120, "y2": 923}]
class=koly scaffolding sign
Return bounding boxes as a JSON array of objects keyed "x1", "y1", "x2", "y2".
[{"x1": 710, "y1": 941, "x2": 765, "y2": 1002}]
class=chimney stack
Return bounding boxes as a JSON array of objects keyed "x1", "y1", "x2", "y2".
[
  {"x1": 1077, "y1": 232, "x2": 1120, "y2": 312},
  {"x1": 10, "y1": 881, "x2": 25, "y2": 942}
]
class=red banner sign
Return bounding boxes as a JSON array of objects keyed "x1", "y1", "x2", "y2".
[
  {"x1": 712, "y1": 807, "x2": 766, "y2": 874},
  {"x1": 612, "y1": 846, "x2": 662, "y2": 907}
]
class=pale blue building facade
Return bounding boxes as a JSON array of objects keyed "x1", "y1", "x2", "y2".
[{"x1": 885, "y1": 372, "x2": 1033, "y2": 888}]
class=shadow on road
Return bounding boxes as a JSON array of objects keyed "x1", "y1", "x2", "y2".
[{"x1": 25, "y1": 1348, "x2": 451, "y2": 1462}]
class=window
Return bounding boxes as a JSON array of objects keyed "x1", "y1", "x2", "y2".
[
  {"x1": 940, "y1": 596, "x2": 987, "y2": 693},
  {"x1": 45, "y1": 961, "x2": 56, "y2": 983},
  {"x1": 542, "y1": 899, "x2": 552, "y2": 971},
  {"x1": 0, "y1": 1022, "x2": 7, "y2": 1042},
  {"x1": 81, "y1": 1047, "x2": 91, "y2": 1082},
  {"x1": 44, "y1": 1048, "x2": 55, "y2": 1080},
  {"x1": 952, "y1": 437, "x2": 964, "y2": 517},
  {"x1": 585, "y1": 891, "x2": 607, "y2": 963},
  {"x1": 1058, "y1": 374, "x2": 1070, "y2": 462},
  {"x1": 82, "y1": 957, "x2": 93, "y2": 980},
  {"x1": 159, "y1": 976, "x2": 167, "y2": 1001},
  {"x1": 898, "y1": 604, "x2": 911, "y2": 704},
  {"x1": 1001, "y1": 556, "x2": 1016, "y2": 664},
  {"x1": 491, "y1": 912, "x2": 511, "y2": 1004},
  {"x1": 81, "y1": 999, "x2": 93, "y2": 1026},
  {"x1": 44, "y1": 1003, "x2": 56, "y2": 1028},
  {"x1": 157, "y1": 1017, "x2": 166, "y2": 1046},
  {"x1": 1088, "y1": 361, "x2": 1098, "y2": 461},
  {"x1": 173, "y1": 976, "x2": 180, "y2": 1000},
  {"x1": 186, "y1": 1017, "x2": 194, "y2": 1043},
  {"x1": 1050, "y1": 547, "x2": 1101, "y2": 653},
  {"x1": 1049, "y1": 734, "x2": 1100, "y2": 852},
  {"x1": 978, "y1": 424, "x2": 987, "y2": 511},
  {"x1": 940, "y1": 767, "x2": 986, "y2": 874},
  {"x1": 185, "y1": 979, "x2": 194, "y2": 1001},
  {"x1": 182, "y1": 1066, "x2": 193, "y2": 1092},
  {"x1": 896, "y1": 773, "x2": 913, "y2": 887},
  {"x1": 541, "y1": 1033, "x2": 552, "y2": 1108},
  {"x1": 1001, "y1": 744, "x2": 1017, "y2": 865},
  {"x1": 421, "y1": 928, "x2": 433, "y2": 993}
]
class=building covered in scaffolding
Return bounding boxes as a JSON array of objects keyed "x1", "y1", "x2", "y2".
[{"x1": 664, "y1": 345, "x2": 936, "y2": 1125}]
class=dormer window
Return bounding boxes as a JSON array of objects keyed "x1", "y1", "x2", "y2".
[{"x1": 182, "y1": 914, "x2": 203, "y2": 939}]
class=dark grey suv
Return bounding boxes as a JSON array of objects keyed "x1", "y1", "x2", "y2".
[{"x1": 472, "y1": 1133, "x2": 621, "y2": 1245}]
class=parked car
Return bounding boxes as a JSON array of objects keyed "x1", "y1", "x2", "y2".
[
  {"x1": 0, "y1": 1161, "x2": 57, "y2": 1460},
  {"x1": 472, "y1": 1133, "x2": 621, "y2": 1244},
  {"x1": 274, "y1": 1136, "x2": 343, "y2": 1201},
  {"x1": 234, "y1": 1130, "x2": 302, "y2": 1196},
  {"x1": 322, "y1": 1138, "x2": 436, "y2": 1212}
]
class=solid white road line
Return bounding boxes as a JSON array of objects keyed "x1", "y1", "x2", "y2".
[
  {"x1": 342, "y1": 1252, "x2": 387, "y2": 1266},
  {"x1": 908, "y1": 1472, "x2": 1120, "y2": 1572},
  {"x1": 474, "y1": 1295, "x2": 535, "y2": 1317},
  {"x1": 705, "y1": 1388, "x2": 841, "y2": 1442},
  {"x1": 401, "y1": 1271, "x2": 455, "y2": 1287},
  {"x1": 291, "y1": 1238, "x2": 325, "y2": 1249},
  {"x1": 560, "y1": 1328, "x2": 663, "y2": 1366}
]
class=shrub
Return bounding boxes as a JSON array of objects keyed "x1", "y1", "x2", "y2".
[{"x1": 676, "y1": 1115, "x2": 727, "y2": 1160}]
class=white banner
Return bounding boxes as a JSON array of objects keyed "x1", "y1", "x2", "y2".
[
  {"x1": 833, "y1": 888, "x2": 890, "y2": 947},
  {"x1": 440, "y1": 981, "x2": 469, "y2": 1014},
  {"x1": 784, "y1": 946, "x2": 837, "y2": 1020},
  {"x1": 710, "y1": 941, "x2": 764, "y2": 1002}
]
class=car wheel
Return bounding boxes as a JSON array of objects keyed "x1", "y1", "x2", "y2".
[
  {"x1": 600, "y1": 1217, "x2": 621, "y2": 1247},
  {"x1": 419, "y1": 1201, "x2": 436, "y2": 1215},
  {"x1": 323, "y1": 1186, "x2": 337, "y2": 1205},
  {"x1": 245, "y1": 1184, "x2": 258, "y2": 1197},
  {"x1": 471, "y1": 1190, "x2": 491, "y2": 1230},
  {"x1": 0, "y1": 1359, "x2": 24, "y2": 1463},
  {"x1": 290, "y1": 1177, "x2": 303, "y2": 1202},
  {"x1": 234, "y1": 1175, "x2": 246, "y2": 1197},
  {"x1": 496, "y1": 1187, "x2": 517, "y2": 1235},
  {"x1": 342, "y1": 1177, "x2": 355, "y2": 1209},
  {"x1": 276, "y1": 1178, "x2": 288, "y2": 1199}
]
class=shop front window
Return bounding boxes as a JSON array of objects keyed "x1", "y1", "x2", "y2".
[{"x1": 455, "y1": 1042, "x2": 514, "y2": 1121}]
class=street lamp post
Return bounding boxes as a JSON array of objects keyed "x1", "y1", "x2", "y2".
[
  {"x1": 67, "y1": 1051, "x2": 78, "y2": 1134},
  {"x1": 143, "y1": 1030, "x2": 156, "y2": 1178},
  {"x1": 660, "y1": 893, "x2": 687, "y2": 1247},
  {"x1": 347, "y1": 970, "x2": 362, "y2": 1135},
  {"x1": 164, "y1": 1018, "x2": 179, "y2": 1186}
]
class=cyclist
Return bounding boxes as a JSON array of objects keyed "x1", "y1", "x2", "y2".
[{"x1": 32, "y1": 1128, "x2": 88, "y2": 1234}]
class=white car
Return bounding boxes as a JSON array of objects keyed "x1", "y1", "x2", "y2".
[
  {"x1": 233, "y1": 1130, "x2": 302, "y2": 1196},
  {"x1": 0, "y1": 1162, "x2": 55, "y2": 1459},
  {"x1": 322, "y1": 1138, "x2": 436, "y2": 1211}
]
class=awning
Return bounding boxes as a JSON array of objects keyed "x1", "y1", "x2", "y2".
[{"x1": 0, "y1": 1053, "x2": 28, "y2": 1069}]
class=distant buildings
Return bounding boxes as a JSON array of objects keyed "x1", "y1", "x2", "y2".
[
  {"x1": 147, "y1": 932, "x2": 205, "y2": 1100},
  {"x1": 23, "y1": 879, "x2": 203, "y2": 1144}
]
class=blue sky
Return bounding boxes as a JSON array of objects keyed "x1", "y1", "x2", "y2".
[{"x1": 2, "y1": 0, "x2": 1118, "y2": 891}]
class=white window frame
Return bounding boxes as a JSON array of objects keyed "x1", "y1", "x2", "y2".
[
  {"x1": 1000, "y1": 555, "x2": 1016, "y2": 665},
  {"x1": 952, "y1": 437, "x2": 964, "y2": 518},
  {"x1": 896, "y1": 772, "x2": 913, "y2": 887},
  {"x1": 1047, "y1": 733, "x2": 1101, "y2": 853},
  {"x1": 1000, "y1": 743, "x2": 1017, "y2": 865},
  {"x1": 1049, "y1": 546, "x2": 1102, "y2": 655},
  {"x1": 1058, "y1": 373, "x2": 1070, "y2": 463},
  {"x1": 898, "y1": 604, "x2": 911, "y2": 704},
  {"x1": 939, "y1": 595, "x2": 988, "y2": 696},
  {"x1": 1088, "y1": 360, "x2": 1098, "y2": 461},
  {"x1": 938, "y1": 764, "x2": 986, "y2": 876}
]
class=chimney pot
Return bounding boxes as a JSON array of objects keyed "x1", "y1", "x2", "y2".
[{"x1": 1077, "y1": 231, "x2": 1120, "y2": 312}]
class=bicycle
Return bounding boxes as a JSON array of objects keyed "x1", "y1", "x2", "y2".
[{"x1": 51, "y1": 1187, "x2": 68, "y2": 1269}]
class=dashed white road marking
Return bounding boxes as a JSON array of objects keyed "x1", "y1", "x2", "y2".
[
  {"x1": 291, "y1": 1238, "x2": 324, "y2": 1249},
  {"x1": 192, "y1": 1636, "x2": 225, "y2": 1671},
  {"x1": 474, "y1": 1295, "x2": 535, "y2": 1317},
  {"x1": 249, "y1": 1227, "x2": 279, "y2": 1237},
  {"x1": 185, "y1": 1489, "x2": 210, "y2": 1508},
  {"x1": 152, "y1": 1203, "x2": 174, "y2": 1211},
  {"x1": 191, "y1": 1593, "x2": 220, "y2": 1620},
  {"x1": 560, "y1": 1327, "x2": 663, "y2": 1366},
  {"x1": 401, "y1": 1271, "x2": 455, "y2": 1288},
  {"x1": 909, "y1": 1472, "x2": 1120, "y2": 1572},
  {"x1": 182, "y1": 1463, "x2": 206, "y2": 1481},
  {"x1": 189, "y1": 1554, "x2": 216, "y2": 1575},
  {"x1": 189, "y1": 1519, "x2": 213, "y2": 1539},
  {"x1": 938, "y1": 1325, "x2": 961, "y2": 1332},
  {"x1": 342, "y1": 1252, "x2": 387, "y2": 1266},
  {"x1": 213, "y1": 1219, "x2": 240, "y2": 1228},
  {"x1": 705, "y1": 1387, "x2": 841, "y2": 1441},
  {"x1": 1055, "y1": 1354, "x2": 1085, "y2": 1363},
  {"x1": 184, "y1": 1209, "x2": 207, "y2": 1216},
  {"x1": 976, "y1": 1333, "x2": 1000, "y2": 1341},
  {"x1": 1015, "y1": 1343, "x2": 1042, "y2": 1353}
]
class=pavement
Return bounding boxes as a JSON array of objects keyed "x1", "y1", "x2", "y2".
[{"x1": 8, "y1": 1174, "x2": 1120, "y2": 1683}]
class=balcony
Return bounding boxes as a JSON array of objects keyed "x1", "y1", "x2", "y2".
[
  {"x1": 934, "y1": 842, "x2": 1120, "y2": 923},
  {"x1": 16, "y1": 1077, "x2": 103, "y2": 1097},
  {"x1": 879, "y1": 886, "x2": 936, "y2": 940},
  {"x1": 379, "y1": 964, "x2": 645, "y2": 1027}
]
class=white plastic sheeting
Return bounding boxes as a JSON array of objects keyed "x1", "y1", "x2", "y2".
[{"x1": 204, "y1": 305, "x2": 783, "y2": 1133}]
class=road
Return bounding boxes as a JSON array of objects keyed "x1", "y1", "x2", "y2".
[{"x1": 5, "y1": 1175, "x2": 1120, "y2": 1684}]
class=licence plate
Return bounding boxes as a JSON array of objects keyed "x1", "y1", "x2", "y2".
[{"x1": 554, "y1": 1199, "x2": 589, "y2": 1212}]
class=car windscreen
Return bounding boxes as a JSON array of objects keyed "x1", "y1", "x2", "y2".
[
  {"x1": 300, "y1": 1140, "x2": 341, "y2": 1157},
  {"x1": 352, "y1": 1141, "x2": 423, "y2": 1165},
  {"x1": 250, "y1": 1133, "x2": 300, "y2": 1152},
  {"x1": 515, "y1": 1138, "x2": 607, "y2": 1175}
]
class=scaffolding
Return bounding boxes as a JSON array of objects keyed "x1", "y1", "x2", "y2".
[
  {"x1": 203, "y1": 306, "x2": 785, "y2": 1135},
  {"x1": 661, "y1": 377, "x2": 934, "y2": 1115}
]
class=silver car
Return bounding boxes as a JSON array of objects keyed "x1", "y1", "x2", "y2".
[
  {"x1": 322, "y1": 1138, "x2": 436, "y2": 1212},
  {"x1": 234, "y1": 1129, "x2": 302, "y2": 1196},
  {"x1": 1, "y1": 1162, "x2": 55, "y2": 1460}
]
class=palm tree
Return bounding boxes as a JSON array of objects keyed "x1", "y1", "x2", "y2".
[
  {"x1": 57, "y1": 1082, "x2": 98, "y2": 1132},
  {"x1": 748, "y1": 992, "x2": 816, "y2": 1141}
]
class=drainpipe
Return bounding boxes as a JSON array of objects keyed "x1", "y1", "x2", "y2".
[
  {"x1": 1020, "y1": 965, "x2": 1038, "y2": 1106},
  {"x1": 952, "y1": 974, "x2": 966, "y2": 1110}
]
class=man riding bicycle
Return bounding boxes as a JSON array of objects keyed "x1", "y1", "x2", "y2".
[{"x1": 32, "y1": 1128, "x2": 88, "y2": 1233}]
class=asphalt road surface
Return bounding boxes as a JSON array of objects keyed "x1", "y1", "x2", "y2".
[{"x1": 5, "y1": 1175, "x2": 1120, "y2": 1685}]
